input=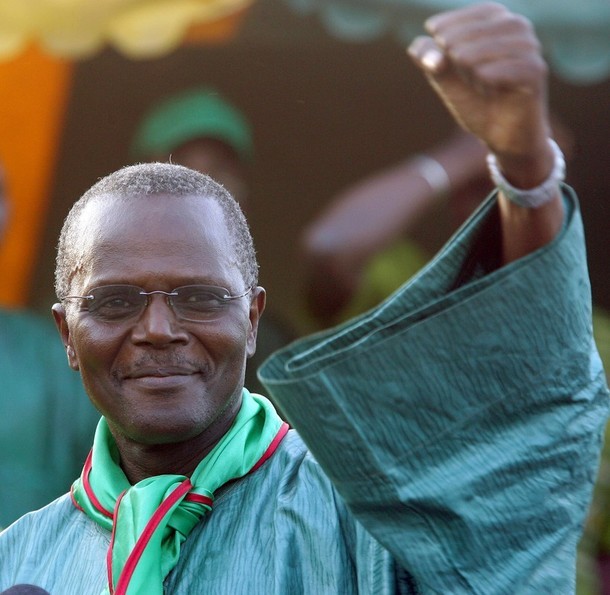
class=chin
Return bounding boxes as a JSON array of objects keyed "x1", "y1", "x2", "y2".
[
  {"x1": 107, "y1": 383, "x2": 244, "y2": 446},
  {"x1": 132, "y1": 417, "x2": 216, "y2": 445},
  {"x1": 106, "y1": 408, "x2": 207, "y2": 445}
]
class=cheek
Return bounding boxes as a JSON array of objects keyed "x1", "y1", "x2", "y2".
[
  {"x1": 70, "y1": 321, "x2": 124, "y2": 383},
  {"x1": 205, "y1": 318, "x2": 251, "y2": 366}
]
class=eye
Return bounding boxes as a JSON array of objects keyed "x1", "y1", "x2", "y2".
[
  {"x1": 97, "y1": 295, "x2": 136, "y2": 310},
  {"x1": 88, "y1": 287, "x2": 143, "y2": 319},
  {"x1": 181, "y1": 288, "x2": 225, "y2": 307}
]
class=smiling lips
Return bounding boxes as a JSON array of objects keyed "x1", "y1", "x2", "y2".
[{"x1": 125, "y1": 366, "x2": 199, "y2": 380}]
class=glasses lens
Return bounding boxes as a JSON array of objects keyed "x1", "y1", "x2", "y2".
[
  {"x1": 172, "y1": 285, "x2": 231, "y2": 321},
  {"x1": 87, "y1": 285, "x2": 145, "y2": 321},
  {"x1": 79, "y1": 284, "x2": 242, "y2": 323}
]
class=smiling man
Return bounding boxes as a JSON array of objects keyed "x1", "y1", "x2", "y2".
[
  {"x1": 56, "y1": 187, "x2": 261, "y2": 459},
  {"x1": 0, "y1": 3, "x2": 608, "y2": 594}
]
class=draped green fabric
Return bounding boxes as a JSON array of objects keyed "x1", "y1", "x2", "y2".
[
  {"x1": 71, "y1": 389, "x2": 285, "y2": 595},
  {"x1": 259, "y1": 188, "x2": 610, "y2": 593}
]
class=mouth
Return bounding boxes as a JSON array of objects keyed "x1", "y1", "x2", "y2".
[
  {"x1": 125, "y1": 366, "x2": 199, "y2": 380},
  {"x1": 122, "y1": 367, "x2": 202, "y2": 392}
]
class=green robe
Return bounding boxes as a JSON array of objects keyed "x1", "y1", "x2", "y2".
[
  {"x1": 1, "y1": 188, "x2": 607, "y2": 593},
  {"x1": 260, "y1": 187, "x2": 609, "y2": 593}
]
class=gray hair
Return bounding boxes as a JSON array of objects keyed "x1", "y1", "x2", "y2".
[{"x1": 55, "y1": 162, "x2": 259, "y2": 298}]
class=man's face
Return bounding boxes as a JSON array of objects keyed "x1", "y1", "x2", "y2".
[{"x1": 53, "y1": 194, "x2": 264, "y2": 446}]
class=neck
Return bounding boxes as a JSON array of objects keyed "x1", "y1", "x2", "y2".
[{"x1": 110, "y1": 399, "x2": 242, "y2": 484}]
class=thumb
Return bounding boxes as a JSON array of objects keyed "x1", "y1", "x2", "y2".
[{"x1": 407, "y1": 36, "x2": 448, "y2": 76}]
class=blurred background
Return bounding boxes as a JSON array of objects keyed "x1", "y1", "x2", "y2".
[{"x1": 0, "y1": 0, "x2": 608, "y2": 329}]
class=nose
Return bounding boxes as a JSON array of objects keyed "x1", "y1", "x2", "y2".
[{"x1": 130, "y1": 293, "x2": 189, "y2": 346}]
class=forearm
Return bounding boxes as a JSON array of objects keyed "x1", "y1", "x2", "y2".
[
  {"x1": 407, "y1": 3, "x2": 567, "y2": 267},
  {"x1": 498, "y1": 193, "x2": 564, "y2": 264},
  {"x1": 302, "y1": 165, "x2": 437, "y2": 269}
]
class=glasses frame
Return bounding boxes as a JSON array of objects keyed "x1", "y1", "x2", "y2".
[{"x1": 61, "y1": 284, "x2": 253, "y2": 324}]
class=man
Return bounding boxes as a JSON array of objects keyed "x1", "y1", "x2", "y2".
[
  {"x1": 0, "y1": 3, "x2": 607, "y2": 593},
  {"x1": 0, "y1": 168, "x2": 98, "y2": 529}
]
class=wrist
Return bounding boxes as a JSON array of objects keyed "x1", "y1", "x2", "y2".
[{"x1": 487, "y1": 139, "x2": 565, "y2": 208}]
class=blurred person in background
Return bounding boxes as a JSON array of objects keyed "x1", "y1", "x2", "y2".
[
  {"x1": 300, "y1": 116, "x2": 581, "y2": 329},
  {"x1": 300, "y1": 127, "x2": 488, "y2": 329},
  {"x1": 0, "y1": 165, "x2": 99, "y2": 529}
]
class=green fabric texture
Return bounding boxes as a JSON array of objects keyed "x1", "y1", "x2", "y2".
[
  {"x1": 260, "y1": 187, "x2": 610, "y2": 593},
  {"x1": 576, "y1": 308, "x2": 610, "y2": 595},
  {"x1": 71, "y1": 389, "x2": 283, "y2": 595},
  {"x1": 130, "y1": 87, "x2": 253, "y2": 162}
]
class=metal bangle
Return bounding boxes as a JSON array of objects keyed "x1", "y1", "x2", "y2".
[{"x1": 486, "y1": 139, "x2": 566, "y2": 208}]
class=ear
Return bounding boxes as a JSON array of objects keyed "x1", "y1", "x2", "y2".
[
  {"x1": 51, "y1": 303, "x2": 80, "y2": 371},
  {"x1": 246, "y1": 286, "x2": 266, "y2": 358}
]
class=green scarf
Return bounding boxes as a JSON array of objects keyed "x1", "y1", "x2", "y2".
[{"x1": 71, "y1": 389, "x2": 287, "y2": 595}]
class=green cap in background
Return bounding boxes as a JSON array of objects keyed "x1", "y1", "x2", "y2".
[{"x1": 130, "y1": 87, "x2": 253, "y2": 162}]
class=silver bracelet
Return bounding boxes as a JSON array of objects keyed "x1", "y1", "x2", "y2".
[
  {"x1": 412, "y1": 155, "x2": 450, "y2": 198},
  {"x1": 486, "y1": 139, "x2": 565, "y2": 208}
]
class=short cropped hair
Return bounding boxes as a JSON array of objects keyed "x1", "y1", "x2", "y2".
[{"x1": 55, "y1": 162, "x2": 259, "y2": 299}]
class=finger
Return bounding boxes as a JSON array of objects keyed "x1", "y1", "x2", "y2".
[
  {"x1": 407, "y1": 36, "x2": 448, "y2": 76},
  {"x1": 408, "y1": 34, "x2": 486, "y2": 98},
  {"x1": 475, "y1": 58, "x2": 548, "y2": 95},
  {"x1": 418, "y1": 6, "x2": 545, "y2": 94},
  {"x1": 425, "y1": 3, "x2": 538, "y2": 67},
  {"x1": 446, "y1": 34, "x2": 541, "y2": 68},
  {"x1": 436, "y1": 13, "x2": 540, "y2": 61},
  {"x1": 444, "y1": 34, "x2": 547, "y2": 92},
  {"x1": 425, "y1": 1, "x2": 508, "y2": 40}
]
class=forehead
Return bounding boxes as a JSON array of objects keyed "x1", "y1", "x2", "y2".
[{"x1": 75, "y1": 193, "x2": 241, "y2": 288}]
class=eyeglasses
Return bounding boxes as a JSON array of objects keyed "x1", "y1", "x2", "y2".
[{"x1": 61, "y1": 284, "x2": 252, "y2": 323}]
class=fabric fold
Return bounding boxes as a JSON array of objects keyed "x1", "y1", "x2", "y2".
[{"x1": 259, "y1": 187, "x2": 610, "y2": 593}]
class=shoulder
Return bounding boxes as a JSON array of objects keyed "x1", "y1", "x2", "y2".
[
  {"x1": 0, "y1": 496, "x2": 70, "y2": 577},
  {"x1": 0, "y1": 496, "x2": 106, "y2": 577},
  {"x1": 266, "y1": 428, "x2": 325, "y2": 478},
  {"x1": 274, "y1": 427, "x2": 309, "y2": 459},
  {"x1": 244, "y1": 428, "x2": 349, "y2": 517},
  {"x1": 0, "y1": 496, "x2": 108, "y2": 590},
  {"x1": 216, "y1": 428, "x2": 334, "y2": 505},
  {"x1": 0, "y1": 494, "x2": 107, "y2": 553},
  {"x1": 1, "y1": 495, "x2": 77, "y2": 543}
]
